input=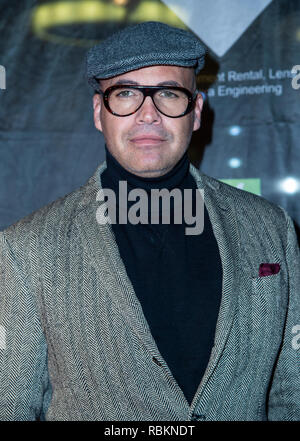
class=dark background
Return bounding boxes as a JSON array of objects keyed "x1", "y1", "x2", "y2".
[{"x1": 0, "y1": 0, "x2": 299, "y2": 235}]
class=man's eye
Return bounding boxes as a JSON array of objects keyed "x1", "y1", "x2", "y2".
[
  {"x1": 159, "y1": 90, "x2": 178, "y2": 99},
  {"x1": 116, "y1": 90, "x2": 135, "y2": 97}
]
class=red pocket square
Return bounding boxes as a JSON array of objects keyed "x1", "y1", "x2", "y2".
[{"x1": 259, "y1": 263, "x2": 280, "y2": 277}]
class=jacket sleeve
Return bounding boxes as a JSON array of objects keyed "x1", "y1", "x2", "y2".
[
  {"x1": 267, "y1": 212, "x2": 300, "y2": 420},
  {"x1": 0, "y1": 231, "x2": 51, "y2": 421}
]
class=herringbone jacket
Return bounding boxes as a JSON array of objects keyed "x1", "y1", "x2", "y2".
[{"x1": 0, "y1": 162, "x2": 299, "y2": 421}]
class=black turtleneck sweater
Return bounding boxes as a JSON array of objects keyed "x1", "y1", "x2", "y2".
[{"x1": 101, "y1": 147, "x2": 222, "y2": 405}]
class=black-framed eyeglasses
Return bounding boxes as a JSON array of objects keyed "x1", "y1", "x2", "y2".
[{"x1": 97, "y1": 85, "x2": 198, "y2": 118}]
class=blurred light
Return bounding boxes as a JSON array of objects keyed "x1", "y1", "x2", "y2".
[
  {"x1": 228, "y1": 125, "x2": 242, "y2": 136},
  {"x1": 32, "y1": 1, "x2": 125, "y2": 28},
  {"x1": 296, "y1": 28, "x2": 300, "y2": 41},
  {"x1": 228, "y1": 157, "x2": 242, "y2": 168},
  {"x1": 113, "y1": 0, "x2": 128, "y2": 5},
  {"x1": 31, "y1": 1, "x2": 186, "y2": 46},
  {"x1": 278, "y1": 177, "x2": 300, "y2": 194}
]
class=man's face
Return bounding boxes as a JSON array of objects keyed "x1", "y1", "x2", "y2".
[{"x1": 93, "y1": 65, "x2": 203, "y2": 177}]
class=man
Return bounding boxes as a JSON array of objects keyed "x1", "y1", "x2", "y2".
[{"x1": 0, "y1": 21, "x2": 299, "y2": 421}]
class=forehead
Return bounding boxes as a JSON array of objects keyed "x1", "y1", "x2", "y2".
[{"x1": 100, "y1": 65, "x2": 195, "y2": 89}]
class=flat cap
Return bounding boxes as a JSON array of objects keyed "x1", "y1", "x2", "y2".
[{"x1": 86, "y1": 21, "x2": 206, "y2": 90}]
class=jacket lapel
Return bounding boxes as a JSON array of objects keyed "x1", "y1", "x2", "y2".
[
  {"x1": 189, "y1": 164, "x2": 241, "y2": 408},
  {"x1": 74, "y1": 161, "x2": 169, "y2": 357}
]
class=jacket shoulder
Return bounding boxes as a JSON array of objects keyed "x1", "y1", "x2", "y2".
[
  {"x1": 203, "y1": 173, "x2": 291, "y2": 248},
  {"x1": 1, "y1": 182, "x2": 87, "y2": 256},
  {"x1": 202, "y1": 172, "x2": 287, "y2": 220}
]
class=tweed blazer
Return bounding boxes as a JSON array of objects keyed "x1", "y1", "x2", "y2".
[{"x1": 0, "y1": 162, "x2": 299, "y2": 421}]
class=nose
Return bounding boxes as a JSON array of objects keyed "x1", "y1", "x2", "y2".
[{"x1": 135, "y1": 96, "x2": 162, "y2": 125}]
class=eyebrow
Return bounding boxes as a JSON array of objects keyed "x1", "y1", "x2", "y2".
[{"x1": 112, "y1": 79, "x2": 183, "y2": 87}]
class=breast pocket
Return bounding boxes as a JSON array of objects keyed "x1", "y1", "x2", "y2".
[
  {"x1": 251, "y1": 271, "x2": 287, "y2": 307},
  {"x1": 250, "y1": 271, "x2": 288, "y2": 346}
]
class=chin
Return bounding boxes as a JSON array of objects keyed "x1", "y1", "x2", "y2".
[
  {"x1": 129, "y1": 160, "x2": 171, "y2": 177},
  {"x1": 134, "y1": 157, "x2": 164, "y2": 171}
]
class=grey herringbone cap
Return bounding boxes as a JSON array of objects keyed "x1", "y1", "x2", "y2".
[{"x1": 86, "y1": 21, "x2": 206, "y2": 90}]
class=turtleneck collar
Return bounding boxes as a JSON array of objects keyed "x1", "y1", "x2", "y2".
[{"x1": 103, "y1": 144, "x2": 190, "y2": 192}]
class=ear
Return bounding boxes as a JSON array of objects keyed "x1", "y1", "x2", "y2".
[
  {"x1": 192, "y1": 93, "x2": 204, "y2": 132},
  {"x1": 93, "y1": 93, "x2": 103, "y2": 132}
]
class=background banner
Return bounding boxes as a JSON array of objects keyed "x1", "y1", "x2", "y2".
[{"x1": 0, "y1": 0, "x2": 299, "y2": 235}]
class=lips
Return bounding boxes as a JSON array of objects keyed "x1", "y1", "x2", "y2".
[{"x1": 130, "y1": 136, "x2": 165, "y2": 145}]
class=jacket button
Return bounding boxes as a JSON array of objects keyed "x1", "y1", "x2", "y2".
[{"x1": 191, "y1": 414, "x2": 206, "y2": 421}]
